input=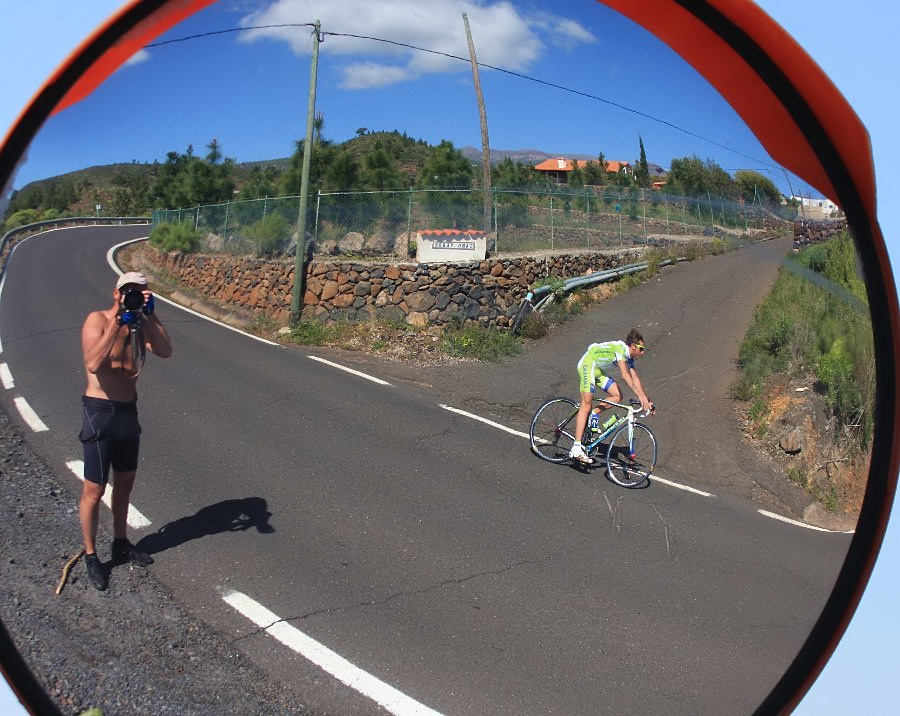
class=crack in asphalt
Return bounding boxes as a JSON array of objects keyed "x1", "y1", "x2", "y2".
[{"x1": 233, "y1": 551, "x2": 580, "y2": 643}]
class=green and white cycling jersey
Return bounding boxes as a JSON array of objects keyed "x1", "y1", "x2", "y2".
[{"x1": 576, "y1": 340, "x2": 635, "y2": 393}]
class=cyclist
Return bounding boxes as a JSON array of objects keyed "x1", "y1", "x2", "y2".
[{"x1": 569, "y1": 328, "x2": 653, "y2": 465}]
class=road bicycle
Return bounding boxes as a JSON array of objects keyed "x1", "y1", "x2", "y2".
[{"x1": 529, "y1": 395, "x2": 657, "y2": 488}]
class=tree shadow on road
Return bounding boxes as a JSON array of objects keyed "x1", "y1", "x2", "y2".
[{"x1": 135, "y1": 496, "x2": 275, "y2": 556}]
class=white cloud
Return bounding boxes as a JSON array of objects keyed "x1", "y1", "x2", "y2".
[
  {"x1": 239, "y1": 0, "x2": 596, "y2": 89},
  {"x1": 123, "y1": 48, "x2": 151, "y2": 67}
]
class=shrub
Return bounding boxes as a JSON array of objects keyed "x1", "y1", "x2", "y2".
[
  {"x1": 3, "y1": 208, "x2": 39, "y2": 231},
  {"x1": 243, "y1": 213, "x2": 292, "y2": 257},
  {"x1": 518, "y1": 312, "x2": 549, "y2": 339},
  {"x1": 442, "y1": 324, "x2": 522, "y2": 361},
  {"x1": 735, "y1": 233, "x2": 874, "y2": 449},
  {"x1": 287, "y1": 320, "x2": 340, "y2": 345},
  {"x1": 149, "y1": 222, "x2": 201, "y2": 253}
]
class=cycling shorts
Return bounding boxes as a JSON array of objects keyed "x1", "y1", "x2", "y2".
[
  {"x1": 79, "y1": 396, "x2": 142, "y2": 485},
  {"x1": 579, "y1": 361, "x2": 615, "y2": 394}
]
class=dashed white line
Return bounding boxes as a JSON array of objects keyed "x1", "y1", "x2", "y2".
[
  {"x1": 440, "y1": 404, "x2": 713, "y2": 496},
  {"x1": 0, "y1": 363, "x2": 13, "y2": 389},
  {"x1": 308, "y1": 355, "x2": 393, "y2": 385},
  {"x1": 649, "y1": 474, "x2": 714, "y2": 497},
  {"x1": 222, "y1": 590, "x2": 442, "y2": 716},
  {"x1": 14, "y1": 396, "x2": 48, "y2": 432},
  {"x1": 758, "y1": 509, "x2": 854, "y2": 534},
  {"x1": 66, "y1": 460, "x2": 152, "y2": 529},
  {"x1": 439, "y1": 404, "x2": 530, "y2": 438}
]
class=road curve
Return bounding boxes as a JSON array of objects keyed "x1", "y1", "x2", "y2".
[{"x1": 0, "y1": 226, "x2": 852, "y2": 715}]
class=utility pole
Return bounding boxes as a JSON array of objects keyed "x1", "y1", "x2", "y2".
[
  {"x1": 290, "y1": 20, "x2": 321, "y2": 326},
  {"x1": 463, "y1": 13, "x2": 492, "y2": 234}
]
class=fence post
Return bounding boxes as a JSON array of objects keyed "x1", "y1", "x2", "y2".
[
  {"x1": 549, "y1": 189, "x2": 554, "y2": 251},
  {"x1": 492, "y1": 187, "x2": 498, "y2": 254},
  {"x1": 224, "y1": 200, "x2": 230, "y2": 242},
  {"x1": 407, "y1": 187, "x2": 413, "y2": 252},
  {"x1": 642, "y1": 189, "x2": 647, "y2": 239},
  {"x1": 313, "y1": 190, "x2": 322, "y2": 247}
]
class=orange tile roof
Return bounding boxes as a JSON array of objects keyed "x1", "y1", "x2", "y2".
[
  {"x1": 533, "y1": 157, "x2": 630, "y2": 172},
  {"x1": 418, "y1": 229, "x2": 487, "y2": 237}
]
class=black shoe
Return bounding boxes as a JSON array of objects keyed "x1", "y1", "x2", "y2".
[
  {"x1": 84, "y1": 553, "x2": 108, "y2": 591},
  {"x1": 111, "y1": 538, "x2": 154, "y2": 567}
]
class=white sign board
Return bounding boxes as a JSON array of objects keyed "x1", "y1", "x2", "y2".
[{"x1": 416, "y1": 230, "x2": 487, "y2": 262}]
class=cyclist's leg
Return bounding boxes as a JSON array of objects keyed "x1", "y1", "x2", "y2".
[
  {"x1": 595, "y1": 374, "x2": 621, "y2": 416},
  {"x1": 573, "y1": 357, "x2": 598, "y2": 445}
]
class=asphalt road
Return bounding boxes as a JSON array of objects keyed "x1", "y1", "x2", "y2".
[{"x1": 0, "y1": 225, "x2": 853, "y2": 714}]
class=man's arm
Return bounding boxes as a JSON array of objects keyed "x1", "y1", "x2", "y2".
[
  {"x1": 141, "y1": 311, "x2": 172, "y2": 358},
  {"x1": 82, "y1": 311, "x2": 121, "y2": 374},
  {"x1": 617, "y1": 359, "x2": 652, "y2": 411}
]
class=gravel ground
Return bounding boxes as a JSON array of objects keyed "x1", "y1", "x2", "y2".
[{"x1": 0, "y1": 405, "x2": 316, "y2": 716}]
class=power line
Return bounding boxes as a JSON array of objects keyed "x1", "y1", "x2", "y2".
[
  {"x1": 145, "y1": 23, "x2": 778, "y2": 171},
  {"x1": 327, "y1": 31, "x2": 776, "y2": 170},
  {"x1": 146, "y1": 23, "x2": 318, "y2": 48}
]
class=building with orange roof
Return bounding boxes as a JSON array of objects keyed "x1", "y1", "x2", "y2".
[{"x1": 533, "y1": 157, "x2": 632, "y2": 183}]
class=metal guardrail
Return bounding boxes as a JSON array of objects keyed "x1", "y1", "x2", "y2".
[
  {"x1": 0, "y1": 216, "x2": 150, "y2": 276},
  {"x1": 510, "y1": 257, "x2": 685, "y2": 334}
]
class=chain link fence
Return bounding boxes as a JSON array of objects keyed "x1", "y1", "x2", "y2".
[{"x1": 153, "y1": 186, "x2": 792, "y2": 259}]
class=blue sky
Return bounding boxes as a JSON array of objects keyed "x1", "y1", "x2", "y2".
[
  {"x1": 7, "y1": 0, "x2": 800, "y2": 196},
  {"x1": 0, "y1": 2, "x2": 898, "y2": 715}
]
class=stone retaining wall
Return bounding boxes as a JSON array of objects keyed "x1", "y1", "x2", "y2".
[
  {"x1": 145, "y1": 246, "x2": 643, "y2": 328},
  {"x1": 793, "y1": 219, "x2": 848, "y2": 247}
]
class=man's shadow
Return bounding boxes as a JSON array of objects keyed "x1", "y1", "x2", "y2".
[{"x1": 135, "y1": 496, "x2": 275, "y2": 556}]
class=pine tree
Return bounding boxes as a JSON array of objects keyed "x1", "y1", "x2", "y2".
[{"x1": 635, "y1": 136, "x2": 650, "y2": 188}]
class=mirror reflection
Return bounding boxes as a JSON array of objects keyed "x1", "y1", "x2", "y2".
[{"x1": 0, "y1": 1, "x2": 875, "y2": 714}]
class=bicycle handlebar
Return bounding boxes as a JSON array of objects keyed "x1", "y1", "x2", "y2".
[{"x1": 595, "y1": 396, "x2": 656, "y2": 417}]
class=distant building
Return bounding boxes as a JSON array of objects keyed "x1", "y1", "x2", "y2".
[
  {"x1": 791, "y1": 195, "x2": 843, "y2": 220},
  {"x1": 532, "y1": 157, "x2": 632, "y2": 184}
]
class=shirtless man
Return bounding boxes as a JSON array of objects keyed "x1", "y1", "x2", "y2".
[{"x1": 79, "y1": 272, "x2": 172, "y2": 590}]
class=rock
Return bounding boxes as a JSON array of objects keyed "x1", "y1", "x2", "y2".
[{"x1": 779, "y1": 428, "x2": 802, "y2": 455}]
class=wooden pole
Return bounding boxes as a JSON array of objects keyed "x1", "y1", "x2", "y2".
[{"x1": 463, "y1": 13, "x2": 493, "y2": 234}]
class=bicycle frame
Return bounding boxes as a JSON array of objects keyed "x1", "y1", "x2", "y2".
[{"x1": 583, "y1": 397, "x2": 644, "y2": 455}]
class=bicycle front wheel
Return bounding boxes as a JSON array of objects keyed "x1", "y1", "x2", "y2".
[
  {"x1": 530, "y1": 397, "x2": 579, "y2": 463},
  {"x1": 606, "y1": 422, "x2": 657, "y2": 487}
]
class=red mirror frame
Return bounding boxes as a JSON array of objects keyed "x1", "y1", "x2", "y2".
[{"x1": 0, "y1": 2, "x2": 897, "y2": 713}]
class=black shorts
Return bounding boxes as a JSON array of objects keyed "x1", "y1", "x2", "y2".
[{"x1": 79, "y1": 396, "x2": 142, "y2": 485}]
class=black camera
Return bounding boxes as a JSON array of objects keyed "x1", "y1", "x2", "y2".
[{"x1": 121, "y1": 288, "x2": 146, "y2": 312}]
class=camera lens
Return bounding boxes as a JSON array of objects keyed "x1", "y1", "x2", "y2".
[{"x1": 122, "y1": 289, "x2": 145, "y2": 311}]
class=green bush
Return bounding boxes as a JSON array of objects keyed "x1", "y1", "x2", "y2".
[
  {"x1": 243, "y1": 213, "x2": 292, "y2": 257},
  {"x1": 442, "y1": 324, "x2": 522, "y2": 361},
  {"x1": 518, "y1": 312, "x2": 549, "y2": 339},
  {"x1": 149, "y1": 222, "x2": 201, "y2": 253},
  {"x1": 735, "y1": 232, "x2": 874, "y2": 448},
  {"x1": 287, "y1": 320, "x2": 341, "y2": 345},
  {"x1": 3, "y1": 208, "x2": 39, "y2": 231}
]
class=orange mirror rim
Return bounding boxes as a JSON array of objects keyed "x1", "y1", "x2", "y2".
[{"x1": 0, "y1": 2, "x2": 897, "y2": 713}]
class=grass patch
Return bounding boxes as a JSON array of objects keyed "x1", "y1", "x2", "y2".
[
  {"x1": 285, "y1": 320, "x2": 343, "y2": 345},
  {"x1": 442, "y1": 324, "x2": 523, "y2": 361},
  {"x1": 734, "y1": 232, "x2": 873, "y2": 450}
]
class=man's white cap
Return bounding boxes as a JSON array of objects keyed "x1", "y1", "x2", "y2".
[{"x1": 116, "y1": 272, "x2": 148, "y2": 290}]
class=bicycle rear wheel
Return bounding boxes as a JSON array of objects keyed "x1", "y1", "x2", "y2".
[
  {"x1": 530, "y1": 397, "x2": 579, "y2": 463},
  {"x1": 606, "y1": 422, "x2": 657, "y2": 487}
]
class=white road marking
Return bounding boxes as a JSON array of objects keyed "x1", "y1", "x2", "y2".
[
  {"x1": 439, "y1": 404, "x2": 530, "y2": 438},
  {"x1": 0, "y1": 363, "x2": 13, "y2": 389},
  {"x1": 441, "y1": 404, "x2": 715, "y2": 497},
  {"x1": 14, "y1": 396, "x2": 48, "y2": 432},
  {"x1": 758, "y1": 509, "x2": 855, "y2": 534},
  {"x1": 308, "y1": 355, "x2": 393, "y2": 385},
  {"x1": 649, "y1": 474, "x2": 714, "y2": 497},
  {"x1": 66, "y1": 459, "x2": 153, "y2": 529},
  {"x1": 107, "y1": 239, "x2": 280, "y2": 346},
  {"x1": 222, "y1": 590, "x2": 443, "y2": 716}
]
